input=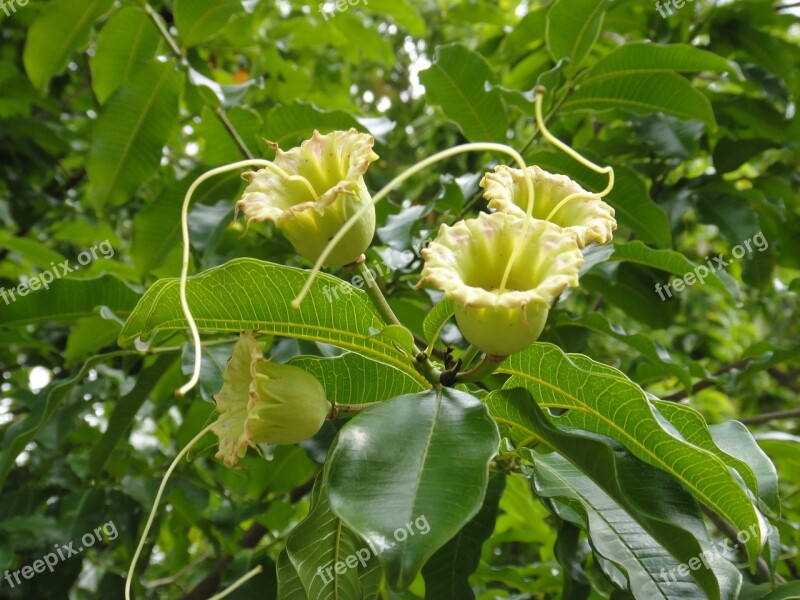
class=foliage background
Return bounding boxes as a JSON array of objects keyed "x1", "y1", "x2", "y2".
[{"x1": 0, "y1": 0, "x2": 798, "y2": 598}]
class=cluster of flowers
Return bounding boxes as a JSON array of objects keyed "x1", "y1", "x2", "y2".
[{"x1": 213, "y1": 129, "x2": 617, "y2": 463}]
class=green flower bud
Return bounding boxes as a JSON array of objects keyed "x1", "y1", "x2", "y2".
[
  {"x1": 419, "y1": 212, "x2": 584, "y2": 356},
  {"x1": 481, "y1": 165, "x2": 616, "y2": 248},
  {"x1": 212, "y1": 332, "x2": 331, "y2": 467},
  {"x1": 236, "y1": 129, "x2": 379, "y2": 267}
]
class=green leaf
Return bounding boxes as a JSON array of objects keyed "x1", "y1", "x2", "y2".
[
  {"x1": 325, "y1": 388, "x2": 500, "y2": 590},
  {"x1": 87, "y1": 60, "x2": 184, "y2": 211},
  {"x1": 365, "y1": 0, "x2": 425, "y2": 35},
  {"x1": 533, "y1": 451, "x2": 709, "y2": 599},
  {"x1": 290, "y1": 352, "x2": 424, "y2": 405},
  {"x1": 88, "y1": 354, "x2": 177, "y2": 478},
  {"x1": 118, "y1": 258, "x2": 427, "y2": 386},
  {"x1": 552, "y1": 312, "x2": 694, "y2": 390},
  {"x1": 421, "y1": 473, "x2": 505, "y2": 600},
  {"x1": 23, "y1": 0, "x2": 115, "y2": 92},
  {"x1": 277, "y1": 549, "x2": 308, "y2": 600},
  {"x1": 285, "y1": 478, "x2": 381, "y2": 600},
  {"x1": 262, "y1": 102, "x2": 364, "y2": 150},
  {"x1": 0, "y1": 351, "x2": 130, "y2": 491},
  {"x1": 422, "y1": 298, "x2": 456, "y2": 346},
  {"x1": 486, "y1": 388, "x2": 742, "y2": 599},
  {"x1": 0, "y1": 273, "x2": 141, "y2": 327},
  {"x1": 525, "y1": 150, "x2": 671, "y2": 247},
  {"x1": 64, "y1": 315, "x2": 121, "y2": 364},
  {"x1": 580, "y1": 43, "x2": 737, "y2": 85},
  {"x1": 563, "y1": 72, "x2": 717, "y2": 127},
  {"x1": 546, "y1": 0, "x2": 609, "y2": 75},
  {"x1": 90, "y1": 7, "x2": 161, "y2": 103},
  {"x1": 174, "y1": 0, "x2": 242, "y2": 47},
  {"x1": 419, "y1": 43, "x2": 508, "y2": 142},
  {"x1": 609, "y1": 240, "x2": 738, "y2": 300},
  {"x1": 497, "y1": 344, "x2": 766, "y2": 568}
]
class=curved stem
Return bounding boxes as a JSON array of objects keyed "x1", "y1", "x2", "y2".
[
  {"x1": 356, "y1": 260, "x2": 442, "y2": 386},
  {"x1": 176, "y1": 160, "x2": 274, "y2": 397},
  {"x1": 455, "y1": 354, "x2": 507, "y2": 384},
  {"x1": 460, "y1": 345, "x2": 480, "y2": 369},
  {"x1": 356, "y1": 259, "x2": 401, "y2": 326},
  {"x1": 291, "y1": 143, "x2": 534, "y2": 308},
  {"x1": 534, "y1": 86, "x2": 614, "y2": 199},
  {"x1": 125, "y1": 423, "x2": 215, "y2": 600},
  {"x1": 208, "y1": 566, "x2": 264, "y2": 600}
]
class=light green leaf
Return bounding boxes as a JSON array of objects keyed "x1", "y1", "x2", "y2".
[
  {"x1": 0, "y1": 274, "x2": 141, "y2": 327},
  {"x1": 421, "y1": 473, "x2": 505, "y2": 600},
  {"x1": 419, "y1": 44, "x2": 508, "y2": 142},
  {"x1": 325, "y1": 388, "x2": 500, "y2": 590},
  {"x1": 23, "y1": 0, "x2": 115, "y2": 91},
  {"x1": 422, "y1": 298, "x2": 455, "y2": 346},
  {"x1": 563, "y1": 72, "x2": 717, "y2": 127},
  {"x1": 290, "y1": 352, "x2": 424, "y2": 405},
  {"x1": 118, "y1": 258, "x2": 427, "y2": 386},
  {"x1": 498, "y1": 343, "x2": 766, "y2": 568},
  {"x1": 91, "y1": 7, "x2": 161, "y2": 103},
  {"x1": 365, "y1": 0, "x2": 425, "y2": 35},
  {"x1": 580, "y1": 42, "x2": 737, "y2": 85},
  {"x1": 262, "y1": 102, "x2": 365, "y2": 150},
  {"x1": 174, "y1": 0, "x2": 242, "y2": 47},
  {"x1": 546, "y1": 0, "x2": 609, "y2": 75},
  {"x1": 87, "y1": 60, "x2": 184, "y2": 211},
  {"x1": 610, "y1": 240, "x2": 738, "y2": 300}
]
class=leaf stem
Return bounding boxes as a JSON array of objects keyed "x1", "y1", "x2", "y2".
[
  {"x1": 460, "y1": 344, "x2": 480, "y2": 369},
  {"x1": 355, "y1": 259, "x2": 443, "y2": 386},
  {"x1": 355, "y1": 258, "x2": 401, "y2": 326},
  {"x1": 455, "y1": 354, "x2": 507, "y2": 384}
]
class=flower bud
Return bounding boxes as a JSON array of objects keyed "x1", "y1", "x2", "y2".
[
  {"x1": 236, "y1": 129, "x2": 379, "y2": 267},
  {"x1": 481, "y1": 165, "x2": 616, "y2": 247},
  {"x1": 212, "y1": 332, "x2": 331, "y2": 467},
  {"x1": 419, "y1": 212, "x2": 584, "y2": 356}
]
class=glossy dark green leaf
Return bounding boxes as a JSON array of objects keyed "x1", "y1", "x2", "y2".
[
  {"x1": 533, "y1": 450, "x2": 708, "y2": 599},
  {"x1": 419, "y1": 44, "x2": 507, "y2": 142},
  {"x1": 486, "y1": 387, "x2": 742, "y2": 599},
  {"x1": 325, "y1": 388, "x2": 500, "y2": 590},
  {"x1": 285, "y1": 478, "x2": 381, "y2": 600},
  {"x1": 421, "y1": 473, "x2": 505, "y2": 600}
]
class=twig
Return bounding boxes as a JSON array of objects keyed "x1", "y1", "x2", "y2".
[
  {"x1": 740, "y1": 408, "x2": 800, "y2": 425},
  {"x1": 661, "y1": 358, "x2": 751, "y2": 402}
]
